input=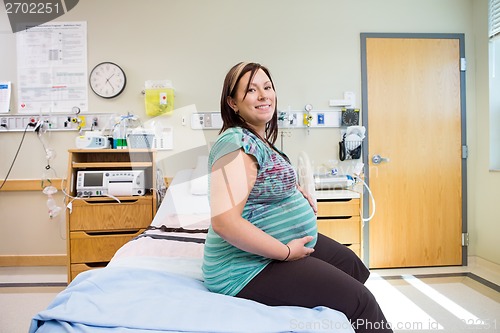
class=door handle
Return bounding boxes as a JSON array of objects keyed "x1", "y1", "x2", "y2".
[{"x1": 372, "y1": 154, "x2": 390, "y2": 164}]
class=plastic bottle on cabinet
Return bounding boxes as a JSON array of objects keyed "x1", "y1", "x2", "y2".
[{"x1": 113, "y1": 121, "x2": 128, "y2": 149}]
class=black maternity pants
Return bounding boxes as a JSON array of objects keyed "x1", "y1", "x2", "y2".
[{"x1": 236, "y1": 233, "x2": 393, "y2": 333}]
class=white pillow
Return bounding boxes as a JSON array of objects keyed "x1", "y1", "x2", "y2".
[
  {"x1": 190, "y1": 155, "x2": 209, "y2": 195},
  {"x1": 151, "y1": 169, "x2": 211, "y2": 229}
]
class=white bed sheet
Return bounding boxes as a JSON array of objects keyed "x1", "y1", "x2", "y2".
[{"x1": 31, "y1": 261, "x2": 355, "y2": 333}]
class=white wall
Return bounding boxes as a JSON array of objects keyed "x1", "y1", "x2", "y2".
[
  {"x1": 471, "y1": 0, "x2": 500, "y2": 265},
  {"x1": 490, "y1": 38, "x2": 500, "y2": 170},
  {"x1": 0, "y1": 0, "x2": 498, "y2": 265}
]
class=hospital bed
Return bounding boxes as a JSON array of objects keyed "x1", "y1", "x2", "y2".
[{"x1": 29, "y1": 158, "x2": 354, "y2": 333}]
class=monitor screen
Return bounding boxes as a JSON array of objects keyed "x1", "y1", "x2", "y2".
[{"x1": 84, "y1": 172, "x2": 103, "y2": 187}]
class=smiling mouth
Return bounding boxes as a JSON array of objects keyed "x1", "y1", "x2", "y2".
[{"x1": 256, "y1": 104, "x2": 272, "y2": 110}]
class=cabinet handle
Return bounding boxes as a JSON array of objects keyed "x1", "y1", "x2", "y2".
[
  {"x1": 83, "y1": 199, "x2": 140, "y2": 204},
  {"x1": 317, "y1": 198, "x2": 352, "y2": 203},
  {"x1": 84, "y1": 262, "x2": 108, "y2": 268},
  {"x1": 84, "y1": 229, "x2": 140, "y2": 236},
  {"x1": 317, "y1": 216, "x2": 353, "y2": 220}
]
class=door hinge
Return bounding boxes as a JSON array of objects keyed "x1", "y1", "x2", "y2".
[
  {"x1": 462, "y1": 232, "x2": 470, "y2": 247},
  {"x1": 462, "y1": 145, "x2": 468, "y2": 159},
  {"x1": 460, "y1": 58, "x2": 467, "y2": 72}
]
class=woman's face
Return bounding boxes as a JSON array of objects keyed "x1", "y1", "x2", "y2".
[{"x1": 228, "y1": 68, "x2": 276, "y2": 132}]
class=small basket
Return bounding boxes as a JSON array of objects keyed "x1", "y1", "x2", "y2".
[
  {"x1": 345, "y1": 140, "x2": 362, "y2": 159},
  {"x1": 339, "y1": 135, "x2": 362, "y2": 161},
  {"x1": 127, "y1": 133, "x2": 155, "y2": 149}
]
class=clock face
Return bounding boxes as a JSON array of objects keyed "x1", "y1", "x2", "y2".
[
  {"x1": 89, "y1": 62, "x2": 126, "y2": 98},
  {"x1": 341, "y1": 108, "x2": 360, "y2": 126}
]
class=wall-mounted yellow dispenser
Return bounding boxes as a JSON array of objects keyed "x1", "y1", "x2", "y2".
[{"x1": 144, "y1": 80, "x2": 174, "y2": 117}]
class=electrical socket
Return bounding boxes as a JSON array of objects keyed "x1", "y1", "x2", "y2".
[{"x1": 203, "y1": 114, "x2": 212, "y2": 128}]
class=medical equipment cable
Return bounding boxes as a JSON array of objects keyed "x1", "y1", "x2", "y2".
[
  {"x1": 353, "y1": 175, "x2": 376, "y2": 223},
  {"x1": 61, "y1": 177, "x2": 84, "y2": 213},
  {"x1": 0, "y1": 123, "x2": 31, "y2": 190},
  {"x1": 61, "y1": 179, "x2": 123, "y2": 212},
  {"x1": 103, "y1": 193, "x2": 121, "y2": 203}
]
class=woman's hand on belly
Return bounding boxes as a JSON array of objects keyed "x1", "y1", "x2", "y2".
[
  {"x1": 296, "y1": 184, "x2": 317, "y2": 214},
  {"x1": 285, "y1": 236, "x2": 315, "y2": 261}
]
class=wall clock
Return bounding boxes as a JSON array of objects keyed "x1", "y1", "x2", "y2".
[
  {"x1": 341, "y1": 108, "x2": 360, "y2": 126},
  {"x1": 89, "y1": 62, "x2": 127, "y2": 98}
]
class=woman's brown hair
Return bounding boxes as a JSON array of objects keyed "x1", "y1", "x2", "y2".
[{"x1": 219, "y1": 62, "x2": 279, "y2": 145}]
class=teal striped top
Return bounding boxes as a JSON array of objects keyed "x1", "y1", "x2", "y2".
[{"x1": 202, "y1": 127, "x2": 317, "y2": 296}]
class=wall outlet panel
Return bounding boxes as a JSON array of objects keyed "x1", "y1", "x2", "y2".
[
  {"x1": 0, "y1": 113, "x2": 114, "y2": 133},
  {"x1": 190, "y1": 111, "x2": 341, "y2": 129},
  {"x1": 191, "y1": 112, "x2": 223, "y2": 129},
  {"x1": 278, "y1": 111, "x2": 341, "y2": 128}
]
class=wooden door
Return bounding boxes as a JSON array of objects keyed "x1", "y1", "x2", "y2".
[{"x1": 362, "y1": 36, "x2": 464, "y2": 268}]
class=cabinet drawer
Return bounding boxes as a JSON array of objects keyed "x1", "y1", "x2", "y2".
[
  {"x1": 317, "y1": 199, "x2": 359, "y2": 217},
  {"x1": 317, "y1": 217, "x2": 360, "y2": 245},
  {"x1": 70, "y1": 196, "x2": 152, "y2": 231},
  {"x1": 70, "y1": 263, "x2": 106, "y2": 281},
  {"x1": 70, "y1": 230, "x2": 143, "y2": 263}
]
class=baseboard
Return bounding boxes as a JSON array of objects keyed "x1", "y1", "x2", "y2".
[
  {"x1": 468, "y1": 255, "x2": 500, "y2": 273},
  {"x1": 0, "y1": 255, "x2": 67, "y2": 267},
  {"x1": 466, "y1": 255, "x2": 500, "y2": 286}
]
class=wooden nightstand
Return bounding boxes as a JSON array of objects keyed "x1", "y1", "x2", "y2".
[
  {"x1": 316, "y1": 190, "x2": 362, "y2": 257},
  {"x1": 65, "y1": 149, "x2": 157, "y2": 282}
]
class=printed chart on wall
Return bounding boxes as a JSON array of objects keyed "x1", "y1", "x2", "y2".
[
  {"x1": 0, "y1": 82, "x2": 12, "y2": 113},
  {"x1": 16, "y1": 21, "x2": 88, "y2": 113}
]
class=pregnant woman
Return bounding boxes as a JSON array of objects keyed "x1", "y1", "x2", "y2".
[{"x1": 202, "y1": 62, "x2": 392, "y2": 333}]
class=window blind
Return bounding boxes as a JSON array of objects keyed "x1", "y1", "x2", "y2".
[{"x1": 490, "y1": 0, "x2": 500, "y2": 39}]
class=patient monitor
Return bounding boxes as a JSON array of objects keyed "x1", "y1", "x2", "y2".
[{"x1": 76, "y1": 170, "x2": 145, "y2": 197}]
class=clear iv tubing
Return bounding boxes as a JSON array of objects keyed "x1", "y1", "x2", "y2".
[{"x1": 353, "y1": 175, "x2": 376, "y2": 223}]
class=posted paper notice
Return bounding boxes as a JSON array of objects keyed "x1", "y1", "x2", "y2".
[
  {"x1": 16, "y1": 21, "x2": 88, "y2": 113},
  {"x1": 0, "y1": 81, "x2": 12, "y2": 114}
]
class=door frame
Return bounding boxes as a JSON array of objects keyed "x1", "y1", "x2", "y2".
[{"x1": 360, "y1": 33, "x2": 468, "y2": 267}]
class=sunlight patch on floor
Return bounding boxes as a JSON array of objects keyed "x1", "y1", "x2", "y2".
[
  {"x1": 401, "y1": 275, "x2": 485, "y2": 328},
  {"x1": 366, "y1": 273, "x2": 444, "y2": 330}
]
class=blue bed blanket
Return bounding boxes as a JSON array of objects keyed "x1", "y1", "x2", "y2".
[{"x1": 29, "y1": 263, "x2": 354, "y2": 333}]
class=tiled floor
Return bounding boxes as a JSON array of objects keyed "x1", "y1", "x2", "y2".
[
  {"x1": 366, "y1": 274, "x2": 499, "y2": 332},
  {"x1": 1, "y1": 258, "x2": 499, "y2": 333},
  {"x1": 368, "y1": 258, "x2": 500, "y2": 332}
]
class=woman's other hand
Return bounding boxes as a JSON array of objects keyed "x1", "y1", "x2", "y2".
[
  {"x1": 285, "y1": 236, "x2": 315, "y2": 261},
  {"x1": 296, "y1": 184, "x2": 317, "y2": 214}
]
